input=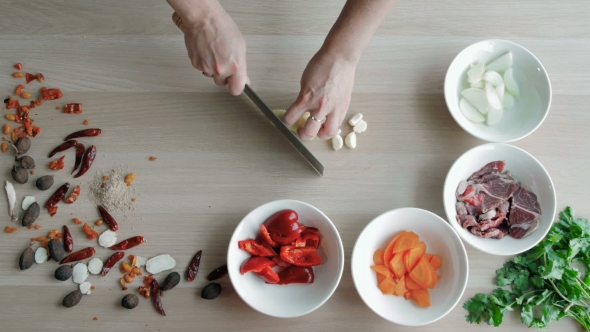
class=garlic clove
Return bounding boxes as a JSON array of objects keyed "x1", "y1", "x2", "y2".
[
  {"x1": 332, "y1": 135, "x2": 343, "y2": 150},
  {"x1": 353, "y1": 120, "x2": 367, "y2": 134},
  {"x1": 348, "y1": 113, "x2": 363, "y2": 126},
  {"x1": 344, "y1": 132, "x2": 357, "y2": 149}
]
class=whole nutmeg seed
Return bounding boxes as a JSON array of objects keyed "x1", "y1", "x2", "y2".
[
  {"x1": 15, "y1": 137, "x2": 31, "y2": 155},
  {"x1": 19, "y1": 246, "x2": 34, "y2": 270},
  {"x1": 62, "y1": 290, "x2": 82, "y2": 308},
  {"x1": 160, "y1": 272, "x2": 180, "y2": 292},
  {"x1": 22, "y1": 201, "x2": 40, "y2": 227},
  {"x1": 55, "y1": 265, "x2": 73, "y2": 281},
  {"x1": 35, "y1": 175, "x2": 54, "y2": 191},
  {"x1": 11, "y1": 166, "x2": 28, "y2": 184},
  {"x1": 201, "y1": 283, "x2": 222, "y2": 300},
  {"x1": 121, "y1": 294, "x2": 139, "y2": 309},
  {"x1": 48, "y1": 239, "x2": 66, "y2": 262},
  {"x1": 17, "y1": 155, "x2": 35, "y2": 169}
]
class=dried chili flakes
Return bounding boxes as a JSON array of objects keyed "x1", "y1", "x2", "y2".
[
  {"x1": 49, "y1": 156, "x2": 65, "y2": 170},
  {"x1": 83, "y1": 120, "x2": 89, "y2": 125},
  {"x1": 5, "y1": 98, "x2": 20, "y2": 110},
  {"x1": 15, "y1": 84, "x2": 25, "y2": 95},
  {"x1": 36, "y1": 73, "x2": 45, "y2": 82},
  {"x1": 41, "y1": 88, "x2": 63, "y2": 100},
  {"x1": 64, "y1": 103, "x2": 83, "y2": 114},
  {"x1": 73, "y1": 218, "x2": 83, "y2": 225},
  {"x1": 82, "y1": 223, "x2": 99, "y2": 240},
  {"x1": 14, "y1": 63, "x2": 23, "y2": 70},
  {"x1": 25, "y1": 73, "x2": 36, "y2": 84},
  {"x1": 5, "y1": 226, "x2": 17, "y2": 233}
]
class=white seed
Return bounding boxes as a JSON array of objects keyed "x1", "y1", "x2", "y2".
[
  {"x1": 332, "y1": 135, "x2": 343, "y2": 150},
  {"x1": 345, "y1": 132, "x2": 357, "y2": 149},
  {"x1": 134, "y1": 256, "x2": 147, "y2": 267},
  {"x1": 146, "y1": 254, "x2": 176, "y2": 274},
  {"x1": 98, "y1": 230, "x2": 117, "y2": 248},
  {"x1": 34, "y1": 247, "x2": 48, "y2": 264},
  {"x1": 79, "y1": 282, "x2": 92, "y2": 295},
  {"x1": 22, "y1": 196, "x2": 36, "y2": 210},
  {"x1": 348, "y1": 113, "x2": 363, "y2": 126},
  {"x1": 72, "y1": 263, "x2": 89, "y2": 284},
  {"x1": 353, "y1": 120, "x2": 367, "y2": 134},
  {"x1": 87, "y1": 258, "x2": 103, "y2": 275}
]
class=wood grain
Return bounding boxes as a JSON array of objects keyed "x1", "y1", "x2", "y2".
[{"x1": 0, "y1": 0, "x2": 586, "y2": 331}]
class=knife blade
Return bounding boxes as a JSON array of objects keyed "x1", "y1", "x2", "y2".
[{"x1": 243, "y1": 84, "x2": 324, "y2": 176}]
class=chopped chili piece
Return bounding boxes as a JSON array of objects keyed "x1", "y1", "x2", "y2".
[
  {"x1": 35, "y1": 98, "x2": 42, "y2": 106},
  {"x1": 279, "y1": 246, "x2": 322, "y2": 267},
  {"x1": 63, "y1": 225, "x2": 73, "y2": 253},
  {"x1": 150, "y1": 279, "x2": 166, "y2": 316},
  {"x1": 6, "y1": 99, "x2": 19, "y2": 110},
  {"x1": 60, "y1": 247, "x2": 95, "y2": 264},
  {"x1": 41, "y1": 88, "x2": 63, "y2": 100},
  {"x1": 138, "y1": 275, "x2": 155, "y2": 298},
  {"x1": 25, "y1": 73, "x2": 36, "y2": 84},
  {"x1": 48, "y1": 156, "x2": 65, "y2": 170},
  {"x1": 109, "y1": 236, "x2": 145, "y2": 250},
  {"x1": 14, "y1": 63, "x2": 23, "y2": 70},
  {"x1": 74, "y1": 145, "x2": 96, "y2": 178},
  {"x1": 34, "y1": 225, "x2": 41, "y2": 230},
  {"x1": 28, "y1": 101, "x2": 36, "y2": 109},
  {"x1": 82, "y1": 223, "x2": 99, "y2": 240},
  {"x1": 73, "y1": 218, "x2": 82, "y2": 225},
  {"x1": 45, "y1": 182, "x2": 69, "y2": 216},
  {"x1": 15, "y1": 84, "x2": 25, "y2": 95},
  {"x1": 64, "y1": 128, "x2": 101, "y2": 141},
  {"x1": 186, "y1": 250, "x2": 202, "y2": 282},
  {"x1": 101, "y1": 252, "x2": 125, "y2": 276},
  {"x1": 97, "y1": 205, "x2": 118, "y2": 231},
  {"x1": 5, "y1": 226, "x2": 17, "y2": 233},
  {"x1": 64, "y1": 103, "x2": 83, "y2": 114},
  {"x1": 48, "y1": 140, "x2": 77, "y2": 158},
  {"x1": 72, "y1": 143, "x2": 85, "y2": 175},
  {"x1": 31, "y1": 126, "x2": 41, "y2": 137},
  {"x1": 64, "y1": 185, "x2": 81, "y2": 204},
  {"x1": 36, "y1": 73, "x2": 45, "y2": 82}
]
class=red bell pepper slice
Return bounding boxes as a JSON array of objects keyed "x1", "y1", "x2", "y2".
[
  {"x1": 300, "y1": 232, "x2": 321, "y2": 249},
  {"x1": 272, "y1": 255, "x2": 291, "y2": 268},
  {"x1": 240, "y1": 257, "x2": 276, "y2": 274},
  {"x1": 238, "y1": 239, "x2": 276, "y2": 257},
  {"x1": 300, "y1": 226, "x2": 319, "y2": 235},
  {"x1": 255, "y1": 265, "x2": 280, "y2": 284},
  {"x1": 278, "y1": 266, "x2": 315, "y2": 285},
  {"x1": 280, "y1": 246, "x2": 322, "y2": 267},
  {"x1": 259, "y1": 224, "x2": 278, "y2": 247},
  {"x1": 264, "y1": 209, "x2": 303, "y2": 245}
]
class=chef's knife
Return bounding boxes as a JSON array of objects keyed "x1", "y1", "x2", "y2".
[{"x1": 172, "y1": 12, "x2": 324, "y2": 175}]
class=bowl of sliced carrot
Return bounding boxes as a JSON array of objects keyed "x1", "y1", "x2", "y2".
[{"x1": 351, "y1": 207, "x2": 469, "y2": 326}]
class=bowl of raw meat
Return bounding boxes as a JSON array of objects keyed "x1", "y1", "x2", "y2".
[
  {"x1": 443, "y1": 143, "x2": 556, "y2": 255},
  {"x1": 227, "y1": 199, "x2": 344, "y2": 318},
  {"x1": 444, "y1": 39, "x2": 551, "y2": 143}
]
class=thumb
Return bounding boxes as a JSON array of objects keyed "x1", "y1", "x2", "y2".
[{"x1": 227, "y1": 72, "x2": 248, "y2": 96}]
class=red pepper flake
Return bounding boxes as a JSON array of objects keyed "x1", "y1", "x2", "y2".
[
  {"x1": 36, "y1": 73, "x2": 45, "y2": 82},
  {"x1": 64, "y1": 103, "x2": 83, "y2": 114},
  {"x1": 48, "y1": 156, "x2": 66, "y2": 170},
  {"x1": 27, "y1": 225, "x2": 33, "y2": 230},
  {"x1": 25, "y1": 73, "x2": 36, "y2": 84},
  {"x1": 35, "y1": 98, "x2": 42, "y2": 106},
  {"x1": 5, "y1": 226, "x2": 17, "y2": 233},
  {"x1": 55, "y1": 106, "x2": 61, "y2": 111},
  {"x1": 14, "y1": 63, "x2": 23, "y2": 70},
  {"x1": 73, "y1": 218, "x2": 83, "y2": 225},
  {"x1": 138, "y1": 275, "x2": 155, "y2": 298},
  {"x1": 15, "y1": 84, "x2": 25, "y2": 95},
  {"x1": 149, "y1": 156, "x2": 157, "y2": 161},
  {"x1": 6, "y1": 98, "x2": 20, "y2": 110},
  {"x1": 34, "y1": 225, "x2": 42, "y2": 230},
  {"x1": 64, "y1": 185, "x2": 81, "y2": 204},
  {"x1": 82, "y1": 223, "x2": 99, "y2": 240},
  {"x1": 83, "y1": 120, "x2": 89, "y2": 125},
  {"x1": 41, "y1": 88, "x2": 63, "y2": 100},
  {"x1": 93, "y1": 317, "x2": 98, "y2": 321}
]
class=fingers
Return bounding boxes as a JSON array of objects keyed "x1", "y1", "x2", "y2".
[
  {"x1": 297, "y1": 116, "x2": 323, "y2": 141},
  {"x1": 227, "y1": 71, "x2": 249, "y2": 96},
  {"x1": 317, "y1": 112, "x2": 341, "y2": 140},
  {"x1": 284, "y1": 94, "x2": 309, "y2": 126}
]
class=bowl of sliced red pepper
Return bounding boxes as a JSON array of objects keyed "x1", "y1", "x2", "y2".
[{"x1": 228, "y1": 199, "x2": 344, "y2": 318}]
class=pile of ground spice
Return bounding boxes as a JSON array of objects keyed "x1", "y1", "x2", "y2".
[{"x1": 87, "y1": 168, "x2": 136, "y2": 214}]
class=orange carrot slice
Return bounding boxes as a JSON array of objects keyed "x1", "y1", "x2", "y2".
[
  {"x1": 389, "y1": 252, "x2": 406, "y2": 279},
  {"x1": 391, "y1": 231, "x2": 419, "y2": 254},
  {"x1": 373, "y1": 248, "x2": 384, "y2": 265},
  {"x1": 377, "y1": 273, "x2": 386, "y2": 283},
  {"x1": 371, "y1": 265, "x2": 391, "y2": 278},
  {"x1": 410, "y1": 289, "x2": 431, "y2": 307},
  {"x1": 423, "y1": 253, "x2": 433, "y2": 262},
  {"x1": 429, "y1": 254, "x2": 442, "y2": 270},
  {"x1": 403, "y1": 241, "x2": 426, "y2": 273},
  {"x1": 405, "y1": 274, "x2": 424, "y2": 290},
  {"x1": 408, "y1": 257, "x2": 433, "y2": 289},
  {"x1": 383, "y1": 232, "x2": 404, "y2": 268},
  {"x1": 392, "y1": 275, "x2": 407, "y2": 296},
  {"x1": 378, "y1": 276, "x2": 396, "y2": 295},
  {"x1": 403, "y1": 291, "x2": 411, "y2": 300}
]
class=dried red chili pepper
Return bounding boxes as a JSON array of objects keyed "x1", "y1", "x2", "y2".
[
  {"x1": 15, "y1": 84, "x2": 25, "y2": 95},
  {"x1": 25, "y1": 73, "x2": 36, "y2": 84},
  {"x1": 150, "y1": 279, "x2": 166, "y2": 316},
  {"x1": 64, "y1": 185, "x2": 81, "y2": 204},
  {"x1": 64, "y1": 103, "x2": 83, "y2": 114},
  {"x1": 206, "y1": 263, "x2": 228, "y2": 281},
  {"x1": 74, "y1": 145, "x2": 96, "y2": 178},
  {"x1": 48, "y1": 156, "x2": 65, "y2": 170},
  {"x1": 41, "y1": 88, "x2": 63, "y2": 100},
  {"x1": 109, "y1": 236, "x2": 145, "y2": 250},
  {"x1": 45, "y1": 182, "x2": 69, "y2": 216},
  {"x1": 186, "y1": 250, "x2": 202, "y2": 282},
  {"x1": 97, "y1": 205, "x2": 118, "y2": 231},
  {"x1": 48, "y1": 140, "x2": 77, "y2": 158},
  {"x1": 72, "y1": 143, "x2": 85, "y2": 175},
  {"x1": 14, "y1": 63, "x2": 23, "y2": 70},
  {"x1": 64, "y1": 128, "x2": 102, "y2": 141},
  {"x1": 60, "y1": 247, "x2": 95, "y2": 264},
  {"x1": 63, "y1": 225, "x2": 73, "y2": 253},
  {"x1": 101, "y1": 252, "x2": 125, "y2": 276}
]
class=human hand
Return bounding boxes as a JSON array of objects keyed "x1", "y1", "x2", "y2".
[
  {"x1": 182, "y1": 6, "x2": 249, "y2": 95},
  {"x1": 283, "y1": 50, "x2": 356, "y2": 140}
]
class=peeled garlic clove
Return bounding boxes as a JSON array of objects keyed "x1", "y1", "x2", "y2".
[
  {"x1": 72, "y1": 263, "x2": 89, "y2": 284},
  {"x1": 467, "y1": 61, "x2": 485, "y2": 84},
  {"x1": 487, "y1": 52, "x2": 513, "y2": 72},
  {"x1": 332, "y1": 135, "x2": 343, "y2": 150},
  {"x1": 79, "y1": 282, "x2": 92, "y2": 295},
  {"x1": 470, "y1": 81, "x2": 484, "y2": 89},
  {"x1": 503, "y1": 93, "x2": 515, "y2": 110},
  {"x1": 485, "y1": 82, "x2": 502, "y2": 111},
  {"x1": 98, "y1": 230, "x2": 117, "y2": 248},
  {"x1": 495, "y1": 83, "x2": 505, "y2": 103},
  {"x1": 461, "y1": 88, "x2": 489, "y2": 114},
  {"x1": 87, "y1": 257, "x2": 103, "y2": 275},
  {"x1": 483, "y1": 71, "x2": 504, "y2": 87},
  {"x1": 344, "y1": 132, "x2": 356, "y2": 149},
  {"x1": 459, "y1": 98, "x2": 485, "y2": 123},
  {"x1": 486, "y1": 105, "x2": 503, "y2": 126},
  {"x1": 503, "y1": 68, "x2": 520, "y2": 97},
  {"x1": 35, "y1": 247, "x2": 48, "y2": 264},
  {"x1": 348, "y1": 113, "x2": 363, "y2": 126},
  {"x1": 353, "y1": 120, "x2": 367, "y2": 134}
]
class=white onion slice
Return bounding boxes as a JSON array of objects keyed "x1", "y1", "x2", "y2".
[
  {"x1": 485, "y1": 82, "x2": 502, "y2": 111},
  {"x1": 461, "y1": 88, "x2": 489, "y2": 114},
  {"x1": 495, "y1": 83, "x2": 505, "y2": 103},
  {"x1": 470, "y1": 81, "x2": 484, "y2": 89},
  {"x1": 459, "y1": 98, "x2": 485, "y2": 123},
  {"x1": 483, "y1": 71, "x2": 504, "y2": 87},
  {"x1": 487, "y1": 52, "x2": 513, "y2": 72},
  {"x1": 503, "y1": 93, "x2": 515, "y2": 110},
  {"x1": 487, "y1": 105, "x2": 503, "y2": 126},
  {"x1": 467, "y1": 61, "x2": 485, "y2": 84},
  {"x1": 503, "y1": 68, "x2": 520, "y2": 97}
]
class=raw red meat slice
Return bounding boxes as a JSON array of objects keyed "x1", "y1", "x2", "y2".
[
  {"x1": 468, "y1": 161, "x2": 505, "y2": 182},
  {"x1": 508, "y1": 187, "x2": 541, "y2": 239},
  {"x1": 457, "y1": 214, "x2": 478, "y2": 228},
  {"x1": 470, "y1": 225, "x2": 509, "y2": 239},
  {"x1": 476, "y1": 175, "x2": 520, "y2": 213},
  {"x1": 473, "y1": 213, "x2": 505, "y2": 232}
]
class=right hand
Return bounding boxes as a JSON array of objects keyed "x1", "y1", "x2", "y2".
[{"x1": 182, "y1": 7, "x2": 249, "y2": 95}]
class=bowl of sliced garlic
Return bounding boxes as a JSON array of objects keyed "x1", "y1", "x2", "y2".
[{"x1": 444, "y1": 39, "x2": 551, "y2": 143}]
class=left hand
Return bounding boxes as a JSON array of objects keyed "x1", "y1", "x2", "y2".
[{"x1": 283, "y1": 50, "x2": 356, "y2": 140}]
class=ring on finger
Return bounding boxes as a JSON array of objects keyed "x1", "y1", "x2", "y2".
[
  {"x1": 310, "y1": 115, "x2": 324, "y2": 123},
  {"x1": 202, "y1": 71, "x2": 213, "y2": 78}
]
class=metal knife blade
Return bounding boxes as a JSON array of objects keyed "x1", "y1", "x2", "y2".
[{"x1": 243, "y1": 84, "x2": 324, "y2": 176}]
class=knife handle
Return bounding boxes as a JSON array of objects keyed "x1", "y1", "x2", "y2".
[{"x1": 172, "y1": 12, "x2": 186, "y2": 33}]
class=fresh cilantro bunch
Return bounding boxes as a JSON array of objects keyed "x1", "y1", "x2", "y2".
[{"x1": 464, "y1": 207, "x2": 590, "y2": 330}]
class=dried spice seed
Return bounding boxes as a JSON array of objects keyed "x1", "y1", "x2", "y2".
[
  {"x1": 161, "y1": 272, "x2": 180, "y2": 292},
  {"x1": 6, "y1": 114, "x2": 16, "y2": 121},
  {"x1": 12, "y1": 166, "x2": 28, "y2": 184},
  {"x1": 149, "y1": 156, "x2": 157, "y2": 161},
  {"x1": 201, "y1": 283, "x2": 222, "y2": 300},
  {"x1": 12, "y1": 72, "x2": 24, "y2": 78},
  {"x1": 95, "y1": 219, "x2": 103, "y2": 226},
  {"x1": 15, "y1": 137, "x2": 31, "y2": 154},
  {"x1": 120, "y1": 278, "x2": 128, "y2": 290},
  {"x1": 124, "y1": 173, "x2": 136, "y2": 186},
  {"x1": 21, "y1": 201, "x2": 40, "y2": 227},
  {"x1": 35, "y1": 175, "x2": 54, "y2": 191},
  {"x1": 124, "y1": 274, "x2": 134, "y2": 283},
  {"x1": 55, "y1": 265, "x2": 73, "y2": 281},
  {"x1": 121, "y1": 294, "x2": 139, "y2": 309},
  {"x1": 83, "y1": 120, "x2": 89, "y2": 125},
  {"x1": 48, "y1": 239, "x2": 66, "y2": 262},
  {"x1": 120, "y1": 261, "x2": 132, "y2": 273},
  {"x1": 206, "y1": 263, "x2": 228, "y2": 281},
  {"x1": 1, "y1": 142, "x2": 8, "y2": 153},
  {"x1": 34, "y1": 225, "x2": 41, "y2": 230},
  {"x1": 3, "y1": 124, "x2": 11, "y2": 135},
  {"x1": 17, "y1": 156, "x2": 35, "y2": 169},
  {"x1": 62, "y1": 290, "x2": 82, "y2": 308},
  {"x1": 55, "y1": 106, "x2": 60, "y2": 111},
  {"x1": 19, "y1": 246, "x2": 34, "y2": 270},
  {"x1": 20, "y1": 92, "x2": 32, "y2": 99}
]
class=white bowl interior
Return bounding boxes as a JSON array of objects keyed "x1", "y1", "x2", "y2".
[
  {"x1": 444, "y1": 39, "x2": 551, "y2": 142},
  {"x1": 443, "y1": 143, "x2": 557, "y2": 256},
  {"x1": 228, "y1": 199, "x2": 344, "y2": 318},
  {"x1": 351, "y1": 208, "x2": 468, "y2": 326}
]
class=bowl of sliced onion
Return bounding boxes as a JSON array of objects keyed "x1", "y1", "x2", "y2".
[{"x1": 444, "y1": 39, "x2": 551, "y2": 143}]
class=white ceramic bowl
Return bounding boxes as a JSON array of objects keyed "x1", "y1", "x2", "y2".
[
  {"x1": 443, "y1": 143, "x2": 557, "y2": 256},
  {"x1": 351, "y1": 207, "x2": 468, "y2": 326},
  {"x1": 444, "y1": 39, "x2": 551, "y2": 142},
  {"x1": 227, "y1": 199, "x2": 344, "y2": 318}
]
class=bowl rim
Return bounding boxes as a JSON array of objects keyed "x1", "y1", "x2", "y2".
[
  {"x1": 442, "y1": 142, "x2": 557, "y2": 256},
  {"x1": 444, "y1": 38, "x2": 552, "y2": 143},
  {"x1": 227, "y1": 199, "x2": 345, "y2": 318},
  {"x1": 350, "y1": 207, "x2": 469, "y2": 326}
]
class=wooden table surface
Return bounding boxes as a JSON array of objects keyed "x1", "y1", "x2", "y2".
[{"x1": 0, "y1": 0, "x2": 587, "y2": 331}]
